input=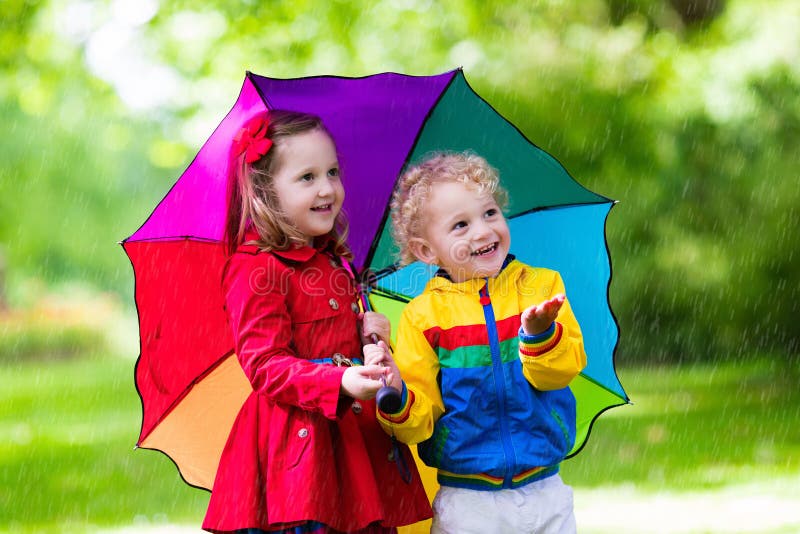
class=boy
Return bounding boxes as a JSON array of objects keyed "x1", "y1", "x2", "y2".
[{"x1": 363, "y1": 152, "x2": 587, "y2": 533}]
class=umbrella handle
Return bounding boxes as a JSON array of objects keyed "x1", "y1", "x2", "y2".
[
  {"x1": 370, "y1": 333, "x2": 402, "y2": 413},
  {"x1": 377, "y1": 384, "x2": 402, "y2": 413},
  {"x1": 355, "y1": 270, "x2": 402, "y2": 413}
]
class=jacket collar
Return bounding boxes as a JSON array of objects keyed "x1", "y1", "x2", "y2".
[
  {"x1": 427, "y1": 254, "x2": 518, "y2": 294},
  {"x1": 274, "y1": 234, "x2": 338, "y2": 263},
  {"x1": 239, "y1": 228, "x2": 336, "y2": 263},
  {"x1": 272, "y1": 246, "x2": 318, "y2": 263}
]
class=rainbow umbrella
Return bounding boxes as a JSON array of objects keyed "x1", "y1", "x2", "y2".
[{"x1": 122, "y1": 69, "x2": 628, "y2": 492}]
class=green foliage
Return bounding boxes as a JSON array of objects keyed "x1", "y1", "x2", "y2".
[
  {"x1": 0, "y1": 102, "x2": 172, "y2": 300},
  {"x1": 0, "y1": 0, "x2": 798, "y2": 363},
  {"x1": 0, "y1": 283, "x2": 127, "y2": 362},
  {"x1": 0, "y1": 319, "x2": 105, "y2": 363},
  {"x1": 479, "y1": 3, "x2": 800, "y2": 362}
]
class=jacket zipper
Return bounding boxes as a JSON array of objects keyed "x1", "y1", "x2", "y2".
[{"x1": 479, "y1": 280, "x2": 517, "y2": 488}]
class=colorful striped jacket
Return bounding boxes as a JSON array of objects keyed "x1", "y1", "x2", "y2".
[{"x1": 377, "y1": 258, "x2": 587, "y2": 491}]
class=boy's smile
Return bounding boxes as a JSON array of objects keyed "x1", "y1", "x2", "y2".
[
  {"x1": 411, "y1": 180, "x2": 510, "y2": 283},
  {"x1": 472, "y1": 243, "x2": 498, "y2": 256}
]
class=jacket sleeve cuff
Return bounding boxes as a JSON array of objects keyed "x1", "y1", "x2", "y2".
[
  {"x1": 378, "y1": 381, "x2": 414, "y2": 423},
  {"x1": 519, "y1": 322, "x2": 563, "y2": 357}
]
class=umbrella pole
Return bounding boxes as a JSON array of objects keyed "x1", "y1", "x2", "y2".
[
  {"x1": 359, "y1": 291, "x2": 403, "y2": 413},
  {"x1": 344, "y1": 261, "x2": 403, "y2": 413},
  {"x1": 358, "y1": 286, "x2": 413, "y2": 484}
]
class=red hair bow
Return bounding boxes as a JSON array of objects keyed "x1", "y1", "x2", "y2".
[{"x1": 232, "y1": 114, "x2": 273, "y2": 163}]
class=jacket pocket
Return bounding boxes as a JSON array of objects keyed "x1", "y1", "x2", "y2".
[
  {"x1": 419, "y1": 421, "x2": 451, "y2": 469},
  {"x1": 285, "y1": 418, "x2": 314, "y2": 470},
  {"x1": 290, "y1": 291, "x2": 359, "y2": 355},
  {"x1": 549, "y1": 408, "x2": 571, "y2": 452}
]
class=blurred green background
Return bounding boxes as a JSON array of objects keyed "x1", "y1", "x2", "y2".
[{"x1": 1, "y1": 0, "x2": 798, "y2": 532}]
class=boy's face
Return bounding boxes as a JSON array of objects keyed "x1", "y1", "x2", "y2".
[{"x1": 411, "y1": 180, "x2": 510, "y2": 283}]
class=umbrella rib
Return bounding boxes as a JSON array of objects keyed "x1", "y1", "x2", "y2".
[
  {"x1": 136, "y1": 350, "x2": 237, "y2": 444},
  {"x1": 361, "y1": 69, "x2": 461, "y2": 271},
  {"x1": 507, "y1": 199, "x2": 617, "y2": 220},
  {"x1": 370, "y1": 264, "x2": 401, "y2": 280},
  {"x1": 122, "y1": 235, "x2": 221, "y2": 244},
  {"x1": 370, "y1": 286, "x2": 412, "y2": 303},
  {"x1": 247, "y1": 70, "x2": 274, "y2": 110},
  {"x1": 576, "y1": 370, "x2": 630, "y2": 403}
]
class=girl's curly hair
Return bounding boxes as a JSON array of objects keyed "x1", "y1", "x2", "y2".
[{"x1": 390, "y1": 151, "x2": 508, "y2": 265}]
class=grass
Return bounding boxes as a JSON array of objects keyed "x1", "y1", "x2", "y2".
[
  {"x1": 561, "y1": 357, "x2": 800, "y2": 491},
  {"x1": 0, "y1": 355, "x2": 208, "y2": 533},
  {"x1": 1, "y1": 353, "x2": 798, "y2": 532}
]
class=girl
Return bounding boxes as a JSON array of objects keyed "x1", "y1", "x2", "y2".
[{"x1": 202, "y1": 110, "x2": 432, "y2": 533}]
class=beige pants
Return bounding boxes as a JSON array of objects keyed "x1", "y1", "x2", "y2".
[{"x1": 431, "y1": 473, "x2": 576, "y2": 534}]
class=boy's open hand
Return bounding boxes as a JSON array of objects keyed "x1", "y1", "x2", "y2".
[
  {"x1": 521, "y1": 294, "x2": 566, "y2": 336},
  {"x1": 363, "y1": 340, "x2": 402, "y2": 392}
]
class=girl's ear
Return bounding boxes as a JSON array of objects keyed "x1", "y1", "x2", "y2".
[{"x1": 409, "y1": 238, "x2": 438, "y2": 265}]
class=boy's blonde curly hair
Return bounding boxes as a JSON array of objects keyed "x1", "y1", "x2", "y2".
[{"x1": 390, "y1": 151, "x2": 509, "y2": 265}]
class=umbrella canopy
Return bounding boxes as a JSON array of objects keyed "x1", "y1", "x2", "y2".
[{"x1": 123, "y1": 69, "x2": 627, "y2": 492}]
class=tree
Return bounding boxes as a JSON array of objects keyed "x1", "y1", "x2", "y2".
[{"x1": 1, "y1": 0, "x2": 798, "y2": 362}]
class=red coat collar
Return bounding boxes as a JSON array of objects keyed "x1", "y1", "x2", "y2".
[
  {"x1": 272, "y1": 246, "x2": 317, "y2": 262},
  {"x1": 238, "y1": 228, "x2": 335, "y2": 263}
]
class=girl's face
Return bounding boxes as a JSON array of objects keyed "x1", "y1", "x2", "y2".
[
  {"x1": 411, "y1": 180, "x2": 510, "y2": 283},
  {"x1": 271, "y1": 128, "x2": 344, "y2": 244}
]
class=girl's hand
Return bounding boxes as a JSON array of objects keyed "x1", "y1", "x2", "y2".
[
  {"x1": 363, "y1": 340, "x2": 402, "y2": 391},
  {"x1": 521, "y1": 294, "x2": 566, "y2": 336},
  {"x1": 340, "y1": 365, "x2": 390, "y2": 400},
  {"x1": 359, "y1": 311, "x2": 391, "y2": 345}
]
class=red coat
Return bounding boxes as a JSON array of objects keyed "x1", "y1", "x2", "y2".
[{"x1": 202, "y1": 238, "x2": 431, "y2": 533}]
